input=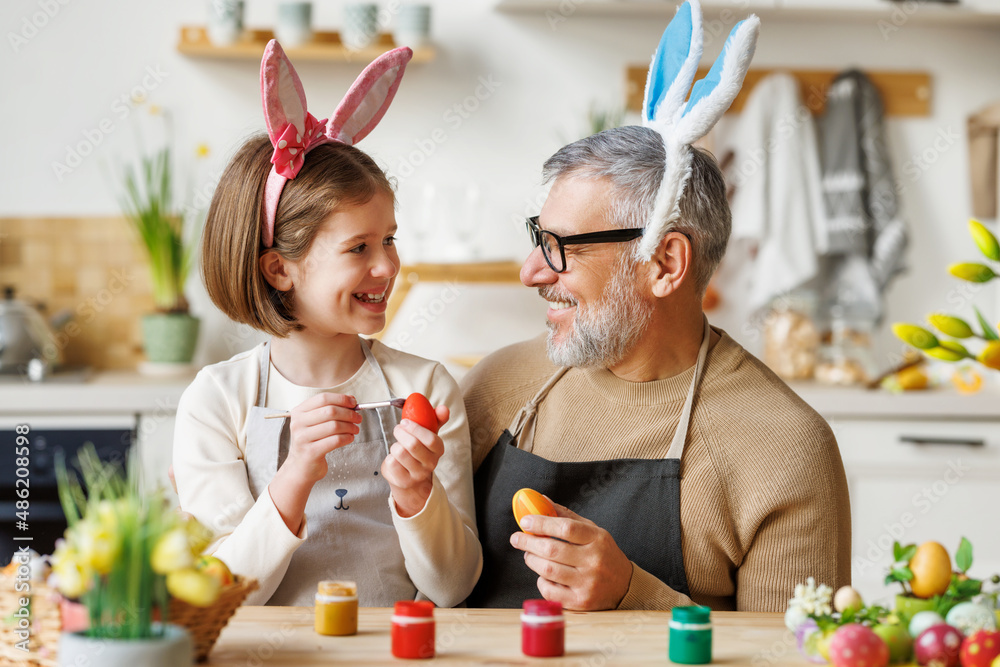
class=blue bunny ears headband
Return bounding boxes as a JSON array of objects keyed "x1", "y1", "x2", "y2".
[{"x1": 638, "y1": 0, "x2": 760, "y2": 260}]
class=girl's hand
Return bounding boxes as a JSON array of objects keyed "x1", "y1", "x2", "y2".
[
  {"x1": 283, "y1": 393, "x2": 362, "y2": 484},
  {"x1": 382, "y1": 405, "x2": 450, "y2": 518}
]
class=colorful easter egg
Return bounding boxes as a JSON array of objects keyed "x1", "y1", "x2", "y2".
[
  {"x1": 402, "y1": 393, "x2": 439, "y2": 433},
  {"x1": 960, "y1": 630, "x2": 1000, "y2": 667},
  {"x1": 910, "y1": 611, "x2": 946, "y2": 640},
  {"x1": 828, "y1": 623, "x2": 890, "y2": 667},
  {"x1": 873, "y1": 623, "x2": 913, "y2": 664},
  {"x1": 947, "y1": 602, "x2": 997, "y2": 636},
  {"x1": 915, "y1": 624, "x2": 964, "y2": 667},
  {"x1": 512, "y1": 488, "x2": 557, "y2": 535}
]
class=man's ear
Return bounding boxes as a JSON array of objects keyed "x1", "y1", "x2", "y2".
[
  {"x1": 648, "y1": 231, "x2": 692, "y2": 298},
  {"x1": 259, "y1": 250, "x2": 295, "y2": 291}
]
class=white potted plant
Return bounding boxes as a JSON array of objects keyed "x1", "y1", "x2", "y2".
[{"x1": 119, "y1": 146, "x2": 201, "y2": 370}]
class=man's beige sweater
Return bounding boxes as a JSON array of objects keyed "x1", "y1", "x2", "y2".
[{"x1": 461, "y1": 328, "x2": 851, "y2": 612}]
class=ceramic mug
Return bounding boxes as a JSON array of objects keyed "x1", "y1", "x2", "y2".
[
  {"x1": 342, "y1": 3, "x2": 379, "y2": 50},
  {"x1": 393, "y1": 4, "x2": 431, "y2": 49},
  {"x1": 276, "y1": 2, "x2": 313, "y2": 48},
  {"x1": 206, "y1": 0, "x2": 244, "y2": 46}
]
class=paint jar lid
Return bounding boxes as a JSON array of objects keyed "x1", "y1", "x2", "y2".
[
  {"x1": 394, "y1": 600, "x2": 435, "y2": 618},
  {"x1": 318, "y1": 580, "x2": 357, "y2": 597},
  {"x1": 671, "y1": 605, "x2": 711, "y2": 624},
  {"x1": 523, "y1": 599, "x2": 563, "y2": 616}
]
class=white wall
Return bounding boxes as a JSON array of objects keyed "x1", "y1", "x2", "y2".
[{"x1": 2, "y1": 0, "x2": 999, "y2": 374}]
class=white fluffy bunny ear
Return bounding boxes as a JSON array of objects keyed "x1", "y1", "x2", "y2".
[
  {"x1": 638, "y1": 7, "x2": 760, "y2": 260},
  {"x1": 672, "y1": 16, "x2": 760, "y2": 145},
  {"x1": 642, "y1": 0, "x2": 703, "y2": 131},
  {"x1": 326, "y1": 47, "x2": 413, "y2": 145},
  {"x1": 260, "y1": 40, "x2": 309, "y2": 144}
]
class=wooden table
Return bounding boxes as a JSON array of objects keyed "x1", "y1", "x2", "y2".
[{"x1": 206, "y1": 607, "x2": 799, "y2": 665}]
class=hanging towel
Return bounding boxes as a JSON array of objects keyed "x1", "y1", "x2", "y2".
[
  {"x1": 816, "y1": 69, "x2": 907, "y2": 324},
  {"x1": 717, "y1": 72, "x2": 828, "y2": 315},
  {"x1": 968, "y1": 102, "x2": 1000, "y2": 220}
]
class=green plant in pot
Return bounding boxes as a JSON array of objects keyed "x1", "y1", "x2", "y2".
[
  {"x1": 885, "y1": 538, "x2": 986, "y2": 622},
  {"x1": 119, "y1": 146, "x2": 200, "y2": 366},
  {"x1": 51, "y1": 445, "x2": 220, "y2": 666}
]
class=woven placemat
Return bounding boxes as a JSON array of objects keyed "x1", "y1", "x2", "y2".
[{"x1": 0, "y1": 573, "x2": 60, "y2": 666}]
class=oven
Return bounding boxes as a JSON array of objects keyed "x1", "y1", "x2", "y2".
[{"x1": 0, "y1": 415, "x2": 136, "y2": 563}]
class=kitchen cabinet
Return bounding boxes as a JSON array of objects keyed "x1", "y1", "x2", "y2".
[
  {"x1": 794, "y1": 384, "x2": 1000, "y2": 604},
  {"x1": 494, "y1": 0, "x2": 1000, "y2": 26}
]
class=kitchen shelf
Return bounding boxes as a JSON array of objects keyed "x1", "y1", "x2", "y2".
[
  {"x1": 494, "y1": 0, "x2": 1000, "y2": 26},
  {"x1": 177, "y1": 26, "x2": 435, "y2": 63},
  {"x1": 626, "y1": 66, "x2": 932, "y2": 116}
]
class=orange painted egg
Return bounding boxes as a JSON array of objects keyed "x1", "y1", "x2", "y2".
[{"x1": 512, "y1": 488, "x2": 557, "y2": 535}]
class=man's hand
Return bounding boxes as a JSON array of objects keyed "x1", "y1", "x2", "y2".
[
  {"x1": 382, "y1": 405, "x2": 450, "y2": 518},
  {"x1": 509, "y1": 501, "x2": 633, "y2": 611}
]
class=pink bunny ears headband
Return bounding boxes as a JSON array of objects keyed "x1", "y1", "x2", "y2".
[
  {"x1": 639, "y1": 0, "x2": 759, "y2": 260},
  {"x1": 260, "y1": 40, "x2": 413, "y2": 247}
]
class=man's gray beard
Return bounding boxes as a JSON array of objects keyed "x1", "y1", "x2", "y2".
[{"x1": 545, "y1": 254, "x2": 655, "y2": 368}]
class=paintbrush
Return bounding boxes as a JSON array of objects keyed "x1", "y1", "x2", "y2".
[{"x1": 264, "y1": 397, "x2": 405, "y2": 419}]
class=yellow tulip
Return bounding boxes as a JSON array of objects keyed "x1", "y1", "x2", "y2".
[
  {"x1": 892, "y1": 323, "x2": 939, "y2": 350},
  {"x1": 925, "y1": 340, "x2": 971, "y2": 362},
  {"x1": 52, "y1": 543, "x2": 93, "y2": 599},
  {"x1": 151, "y1": 528, "x2": 195, "y2": 574},
  {"x1": 969, "y1": 219, "x2": 1000, "y2": 262},
  {"x1": 166, "y1": 568, "x2": 220, "y2": 607},
  {"x1": 72, "y1": 518, "x2": 120, "y2": 575},
  {"x1": 978, "y1": 340, "x2": 1000, "y2": 370},
  {"x1": 949, "y1": 263, "x2": 996, "y2": 283},
  {"x1": 928, "y1": 314, "x2": 974, "y2": 339}
]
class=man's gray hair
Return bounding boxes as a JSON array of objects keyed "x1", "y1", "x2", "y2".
[{"x1": 541, "y1": 125, "x2": 731, "y2": 294}]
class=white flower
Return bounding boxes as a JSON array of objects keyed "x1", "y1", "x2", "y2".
[{"x1": 788, "y1": 577, "x2": 834, "y2": 618}]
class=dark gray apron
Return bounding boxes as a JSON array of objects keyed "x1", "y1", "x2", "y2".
[
  {"x1": 466, "y1": 320, "x2": 711, "y2": 608},
  {"x1": 244, "y1": 339, "x2": 416, "y2": 606}
]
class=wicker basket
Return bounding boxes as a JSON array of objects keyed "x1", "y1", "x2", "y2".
[{"x1": 168, "y1": 576, "x2": 258, "y2": 662}]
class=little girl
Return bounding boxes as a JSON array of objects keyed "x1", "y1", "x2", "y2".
[{"x1": 173, "y1": 42, "x2": 482, "y2": 607}]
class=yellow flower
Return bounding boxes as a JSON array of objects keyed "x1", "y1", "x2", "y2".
[
  {"x1": 949, "y1": 263, "x2": 996, "y2": 283},
  {"x1": 977, "y1": 340, "x2": 1000, "y2": 370},
  {"x1": 928, "y1": 314, "x2": 973, "y2": 339},
  {"x1": 52, "y1": 542, "x2": 93, "y2": 599},
  {"x1": 166, "y1": 568, "x2": 220, "y2": 607},
  {"x1": 969, "y1": 219, "x2": 1000, "y2": 262},
  {"x1": 151, "y1": 528, "x2": 195, "y2": 574},
  {"x1": 925, "y1": 340, "x2": 971, "y2": 362},
  {"x1": 892, "y1": 323, "x2": 939, "y2": 350},
  {"x1": 195, "y1": 143, "x2": 210, "y2": 158},
  {"x1": 73, "y1": 518, "x2": 120, "y2": 575}
]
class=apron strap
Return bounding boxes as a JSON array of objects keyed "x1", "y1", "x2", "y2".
[
  {"x1": 663, "y1": 317, "x2": 712, "y2": 461},
  {"x1": 256, "y1": 340, "x2": 271, "y2": 408},
  {"x1": 508, "y1": 366, "x2": 570, "y2": 453},
  {"x1": 360, "y1": 338, "x2": 395, "y2": 457}
]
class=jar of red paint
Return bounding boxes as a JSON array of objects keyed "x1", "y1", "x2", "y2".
[
  {"x1": 521, "y1": 599, "x2": 565, "y2": 657},
  {"x1": 391, "y1": 600, "x2": 436, "y2": 659}
]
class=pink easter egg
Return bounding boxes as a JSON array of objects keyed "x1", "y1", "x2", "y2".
[
  {"x1": 915, "y1": 624, "x2": 964, "y2": 667},
  {"x1": 828, "y1": 623, "x2": 890, "y2": 667},
  {"x1": 960, "y1": 630, "x2": 1000, "y2": 667}
]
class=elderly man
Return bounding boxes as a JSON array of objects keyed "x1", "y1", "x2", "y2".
[{"x1": 461, "y1": 125, "x2": 851, "y2": 612}]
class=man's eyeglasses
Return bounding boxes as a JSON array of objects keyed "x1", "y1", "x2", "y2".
[{"x1": 525, "y1": 216, "x2": 645, "y2": 274}]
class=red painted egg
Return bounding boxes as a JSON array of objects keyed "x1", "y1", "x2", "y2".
[
  {"x1": 915, "y1": 624, "x2": 964, "y2": 667},
  {"x1": 402, "y1": 393, "x2": 439, "y2": 433},
  {"x1": 828, "y1": 623, "x2": 890, "y2": 667},
  {"x1": 960, "y1": 630, "x2": 1000, "y2": 667}
]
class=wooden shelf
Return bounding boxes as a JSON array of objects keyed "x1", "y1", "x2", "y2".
[
  {"x1": 626, "y1": 66, "x2": 932, "y2": 117},
  {"x1": 177, "y1": 26, "x2": 435, "y2": 63}
]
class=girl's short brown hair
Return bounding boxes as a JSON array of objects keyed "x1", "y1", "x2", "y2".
[{"x1": 201, "y1": 134, "x2": 393, "y2": 337}]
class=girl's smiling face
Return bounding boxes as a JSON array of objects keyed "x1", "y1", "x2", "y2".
[{"x1": 281, "y1": 191, "x2": 400, "y2": 337}]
